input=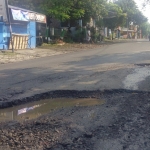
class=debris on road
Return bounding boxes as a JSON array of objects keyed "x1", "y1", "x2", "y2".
[{"x1": 1, "y1": 90, "x2": 150, "y2": 150}]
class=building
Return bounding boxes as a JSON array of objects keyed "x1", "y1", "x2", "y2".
[{"x1": 0, "y1": 0, "x2": 47, "y2": 50}]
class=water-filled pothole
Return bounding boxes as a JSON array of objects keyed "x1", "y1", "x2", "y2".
[{"x1": 0, "y1": 98, "x2": 104, "y2": 123}]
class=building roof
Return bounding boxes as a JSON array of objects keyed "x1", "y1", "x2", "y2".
[
  {"x1": 8, "y1": 5, "x2": 46, "y2": 24},
  {"x1": 8, "y1": 5, "x2": 45, "y2": 16}
]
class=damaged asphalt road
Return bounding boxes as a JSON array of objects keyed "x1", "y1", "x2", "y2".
[
  {"x1": 1, "y1": 90, "x2": 150, "y2": 150},
  {"x1": 1, "y1": 41, "x2": 150, "y2": 149},
  {"x1": 1, "y1": 41, "x2": 150, "y2": 104}
]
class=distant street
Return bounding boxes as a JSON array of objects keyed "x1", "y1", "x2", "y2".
[{"x1": 1, "y1": 40, "x2": 150, "y2": 104}]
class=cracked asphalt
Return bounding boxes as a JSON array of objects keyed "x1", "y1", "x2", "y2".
[
  {"x1": 1, "y1": 40, "x2": 150, "y2": 150},
  {"x1": 0, "y1": 40, "x2": 150, "y2": 105}
]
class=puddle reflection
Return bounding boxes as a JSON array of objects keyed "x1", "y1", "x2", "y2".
[
  {"x1": 18, "y1": 104, "x2": 42, "y2": 115},
  {"x1": 0, "y1": 98, "x2": 104, "y2": 122}
]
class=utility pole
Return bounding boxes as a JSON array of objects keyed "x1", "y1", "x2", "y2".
[
  {"x1": 127, "y1": 16, "x2": 128, "y2": 39},
  {"x1": 6, "y1": 0, "x2": 14, "y2": 52}
]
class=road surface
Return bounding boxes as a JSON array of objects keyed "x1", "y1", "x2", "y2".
[
  {"x1": 1, "y1": 41, "x2": 150, "y2": 105},
  {"x1": 1, "y1": 41, "x2": 150, "y2": 150}
]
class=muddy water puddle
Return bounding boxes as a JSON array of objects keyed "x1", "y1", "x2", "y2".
[{"x1": 0, "y1": 98, "x2": 104, "y2": 122}]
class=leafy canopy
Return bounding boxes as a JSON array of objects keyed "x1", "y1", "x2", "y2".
[
  {"x1": 8, "y1": 0, "x2": 108, "y2": 21},
  {"x1": 103, "y1": 2, "x2": 126, "y2": 30},
  {"x1": 140, "y1": 22, "x2": 150, "y2": 36},
  {"x1": 114, "y1": 0, "x2": 147, "y2": 25},
  {"x1": 41, "y1": 0, "x2": 108, "y2": 21},
  {"x1": 8, "y1": 0, "x2": 148, "y2": 29}
]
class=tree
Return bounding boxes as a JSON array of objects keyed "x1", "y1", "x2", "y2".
[
  {"x1": 114, "y1": 0, "x2": 147, "y2": 25},
  {"x1": 41, "y1": 0, "x2": 108, "y2": 22},
  {"x1": 40, "y1": 0, "x2": 84, "y2": 21},
  {"x1": 132, "y1": 10, "x2": 147, "y2": 26},
  {"x1": 8, "y1": 0, "x2": 37, "y2": 10},
  {"x1": 103, "y1": 2, "x2": 126, "y2": 39},
  {"x1": 140, "y1": 22, "x2": 150, "y2": 37},
  {"x1": 143, "y1": 0, "x2": 150, "y2": 6},
  {"x1": 81, "y1": 0, "x2": 108, "y2": 26},
  {"x1": 114, "y1": 0, "x2": 138, "y2": 20}
]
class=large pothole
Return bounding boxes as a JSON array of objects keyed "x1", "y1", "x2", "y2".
[
  {"x1": 0, "y1": 97, "x2": 104, "y2": 123},
  {"x1": 0, "y1": 89, "x2": 147, "y2": 109}
]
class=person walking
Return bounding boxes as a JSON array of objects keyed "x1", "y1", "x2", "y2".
[
  {"x1": 86, "y1": 27, "x2": 94, "y2": 43},
  {"x1": 86, "y1": 28, "x2": 91, "y2": 43}
]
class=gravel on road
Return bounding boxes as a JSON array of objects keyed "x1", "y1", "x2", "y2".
[{"x1": 0, "y1": 90, "x2": 150, "y2": 150}]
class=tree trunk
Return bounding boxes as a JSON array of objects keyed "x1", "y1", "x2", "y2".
[{"x1": 112, "y1": 30, "x2": 114, "y2": 40}]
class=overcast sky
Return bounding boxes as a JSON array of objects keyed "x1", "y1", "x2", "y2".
[{"x1": 134, "y1": 0, "x2": 150, "y2": 23}]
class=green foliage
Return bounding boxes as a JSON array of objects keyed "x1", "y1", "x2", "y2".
[
  {"x1": 96, "y1": 18, "x2": 104, "y2": 28},
  {"x1": 140, "y1": 22, "x2": 150, "y2": 36},
  {"x1": 41, "y1": 0, "x2": 72, "y2": 21},
  {"x1": 103, "y1": 2, "x2": 126, "y2": 30},
  {"x1": 90, "y1": 26, "x2": 99, "y2": 42},
  {"x1": 84, "y1": 0, "x2": 107, "y2": 18},
  {"x1": 73, "y1": 27, "x2": 85, "y2": 42},
  {"x1": 132, "y1": 10, "x2": 148, "y2": 25},
  {"x1": 8, "y1": 0, "x2": 37, "y2": 10},
  {"x1": 41, "y1": 0, "x2": 108, "y2": 21},
  {"x1": 114, "y1": 0, "x2": 137, "y2": 15},
  {"x1": 8, "y1": 0, "x2": 149, "y2": 37},
  {"x1": 44, "y1": 0, "x2": 86, "y2": 21},
  {"x1": 114, "y1": 0, "x2": 147, "y2": 25}
]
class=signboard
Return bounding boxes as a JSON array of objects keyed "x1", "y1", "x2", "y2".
[
  {"x1": 11, "y1": 9, "x2": 29, "y2": 21},
  {"x1": 11, "y1": 8, "x2": 46, "y2": 23},
  {"x1": 29, "y1": 12, "x2": 36, "y2": 21},
  {"x1": 0, "y1": 0, "x2": 8, "y2": 22},
  {"x1": 35, "y1": 13, "x2": 46, "y2": 23},
  {"x1": 29, "y1": 13, "x2": 46, "y2": 23}
]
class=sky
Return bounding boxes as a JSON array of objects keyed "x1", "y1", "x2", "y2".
[{"x1": 134, "y1": 0, "x2": 150, "y2": 23}]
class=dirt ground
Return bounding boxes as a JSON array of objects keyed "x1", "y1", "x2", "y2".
[
  {"x1": 1, "y1": 90, "x2": 150, "y2": 150},
  {"x1": 0, "y1": 43, "x2": 105, "y2": 65},
  {"x1": 39, "y1": 43, "x2": 105, "y2": 51},
  {"x1": 0, "y1": 39, "x2": 136, "y2": 65}
]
